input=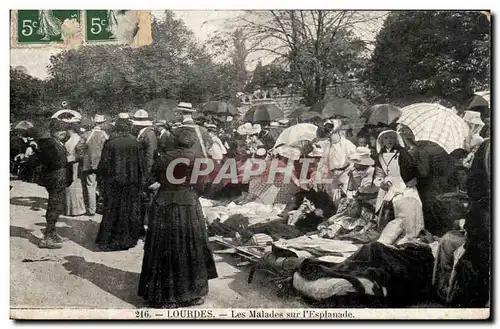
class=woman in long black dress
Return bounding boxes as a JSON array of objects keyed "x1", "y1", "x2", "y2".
[
  {"x1": 138, "y1": 126, "x2": 218, "y2": 308},
  {"x1": 96, "y1": 118, "x2": 144, "y2": 251}
]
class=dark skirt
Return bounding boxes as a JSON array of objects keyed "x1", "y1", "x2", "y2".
[
  {"x1": 96, "y1": 183, "x2": 142, "y2": 250},
  {"x1": 138, "y1": 191, "x2": 218, "y2": 306}
]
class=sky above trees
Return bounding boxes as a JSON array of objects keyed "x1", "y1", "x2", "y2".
[{"x1": 10, "y1": 10, "x2": 385, "y2": 79}]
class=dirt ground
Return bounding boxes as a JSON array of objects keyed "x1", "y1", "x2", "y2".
[{"x1": 10, "y1": 179, "x2": 308, "y2": 310}]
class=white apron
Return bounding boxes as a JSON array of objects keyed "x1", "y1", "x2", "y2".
[{"x1": 375, "y1": 152, "x2": 424, "y2": 238}]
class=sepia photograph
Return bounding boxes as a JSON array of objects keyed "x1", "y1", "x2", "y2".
[{"x1": 8, "y1": 7, "x2": 491, "y2": 320}]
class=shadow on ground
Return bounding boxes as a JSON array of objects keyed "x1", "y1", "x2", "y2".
[
  {"x1": 10, "y1": 196, "x2": 47, "y2": 211},
  {"x1": 35, "y1": 218, "x2": 101, "y2": 252},
  {"x1": 10, "y1": 225, "x2": 40, "y2": 247},
  {"x1": 62, "y1": 256, "x2": 144, "y2": 307}
]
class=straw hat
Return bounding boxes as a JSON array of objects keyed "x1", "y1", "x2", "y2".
[
  {"x1": 278, "y1": 118, "x2": 289, "y2": 126},
  {"x1": 348, "y1": 147, "x2": 375, "y2": 166},
  {"x1": 118, "y1": 112, "x2": 130, "y2": 119},
  {"x1": 131, "y1": 109, "x2": 153, "y2": 126},
  {"x1": 275, "y1": 145, "x2": 301, "y2": 161},
  {"x1": 307, "y1": 143, "x2": 324, "y2": 158},
  {"x1": 93, "y1": 114, "x2": 107, "y2": 124},
  {"x1": 176, "y1": 102, "x2": 195, "y2": 113},
  {"x1": 237, "y1": 123, "x2": 262, "y2": 135}
]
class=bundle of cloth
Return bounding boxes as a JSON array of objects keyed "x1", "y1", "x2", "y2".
[
  {"x1": 293, "y1": 240, "x2": 435, "y2": 307},
  {"x1": 251, "y1": 235, "x2": 360, "y2": 290}
]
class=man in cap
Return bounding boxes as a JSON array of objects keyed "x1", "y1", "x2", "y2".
[
  {"x1": 76, "y1": 113, "x2": 109, "y2": 216},
  {"x1": 34, "y1": 120, "x2": 71, "y2": 248}
]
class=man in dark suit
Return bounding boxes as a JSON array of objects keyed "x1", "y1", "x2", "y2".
[{"x1": 33, "y1": 120, "x2": 70, "y2": 249}]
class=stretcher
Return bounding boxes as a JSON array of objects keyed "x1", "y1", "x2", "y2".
[{"x1": 208, "y1": 236, "x2": 298, "y2": 296}]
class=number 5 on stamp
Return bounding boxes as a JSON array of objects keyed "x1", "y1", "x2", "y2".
[
  {"x1": 85, "y1": 10, "x2": 128, "y2": 42},
  {"x1": 17, "y1": 10, "x2": 80, "y2": 44}
]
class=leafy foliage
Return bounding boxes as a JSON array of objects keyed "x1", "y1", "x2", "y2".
[
  {"x1": 45, "y1": 11, "x2": 238, "y2": 117},
  {"x1": 365, "y1": 11, "x2": 491, "y2": 106},
  {"x1": 226, "y1": 10, "x2": 382, "y2": 105},
  {"x1": 10, "y1": 67, "x2": 55, "y2": 122}
]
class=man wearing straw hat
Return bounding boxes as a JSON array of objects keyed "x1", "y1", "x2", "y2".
[
  {"x1": 76, "y1": 114, "x2": 109, "y2": 216},
  {"x1": 131, "y1": 109, "x2": 158, "y2": 233},
  {"x1": 132, "y1": 109, "x2": 158, "y2": 173},
  {"x1": 176, "y1": 102, "x2": 212, "y2": 195}
]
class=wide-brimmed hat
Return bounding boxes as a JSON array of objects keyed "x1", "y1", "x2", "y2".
[
  {"x1": 275, "y1": 145, "x2": 301, "y2": 161},
  {"x1": 348, "y1": 146, "x2": 375, "y2": 166},
  {"x1": 176, "y1": 102, "x2": 195, "y2": 113},
  {"x1": 131, "y1": 109, "x2": 153, "y2": 126},
  {"x1": 237, "y1": 123, "x2": 261, "y2": 135},
  {"x1": 118, "y1": 112, "x2": 130, "y2": 119},
  {"x1": 307, "y1": 143, "x2": 324, "y2": 158},
  {"x1": 278, "y1": 118, "x2": 289, "y2": 126},
  {"x1": 93, "y1": 114, "x2": 107, "y2": 124}
]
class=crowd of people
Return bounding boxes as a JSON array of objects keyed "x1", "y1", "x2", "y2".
[{"x1": 10, "y1": 98, "x2": 491, "y2": 308}]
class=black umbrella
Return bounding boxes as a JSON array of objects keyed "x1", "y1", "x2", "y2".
[
  {"x1": 243, "y1": 103, "x2": 284, "y2": 123},
  {"x1": 200, "y1": 101, "x2": 238, "y2": 116},
  {"x1": 311, "y1": 97, "x2": 360, "y2": 119}
]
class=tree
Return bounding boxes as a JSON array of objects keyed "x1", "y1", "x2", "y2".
[
  {"x1": 10, "y1": 66, "x2": 52, "y2": 122},
  {"x1": 365, "y1": 11, "x2": 491, "y2": 106},
  {"x1": 46, "y1": 11, "x2": 235, "y2": 116},
  {"x1": 224, "y1": 10, "x2": 382, "y2": 105},
  {"x1": 246, "y1": 61, "x2": 293, "y2": 92}
]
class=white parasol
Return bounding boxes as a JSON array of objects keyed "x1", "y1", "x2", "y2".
[
  {"x1": 398, "y1": 103, "x2": 469, "y2": 153},
  {"x1": 274, "y1": 123, "x2": 318, "y2": 148},
  {"x1": 51, "y1": 109, "x2": 82, "y2": 120}
]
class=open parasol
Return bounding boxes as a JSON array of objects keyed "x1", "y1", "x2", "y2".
[
  {"x1": 51, "y1": 109, "x2": 82, "y2": 120},
  {"x1": 243, "y1": 103, "x2": 284, "y2": 123},
  {"x1": 13, "y1": 120, "x2": 34, "y2": 130},
  {"x1": 310, "y1": 97, "x2": 360, "y2": 119},
  {"x1": 397, "y1": 103, "x2": 469, "y2": 153},
  {"x1": 465, "y1": 90, "x2": 490, "y2": 110},
  {"x1": 274, "y1": 123, "x2": 318, "y2": 148},
  {"x1": 366, "y1": 104, "x2": 402, "y2": 125}
]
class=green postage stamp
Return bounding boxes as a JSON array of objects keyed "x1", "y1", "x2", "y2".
[{"x1": 11, "y1": 10, "x2": 146, "y2": 48}]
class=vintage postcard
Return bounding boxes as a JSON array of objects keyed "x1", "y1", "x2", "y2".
[{"x1": 9, "y1": 9, "x2": 491, "y2": 320}]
